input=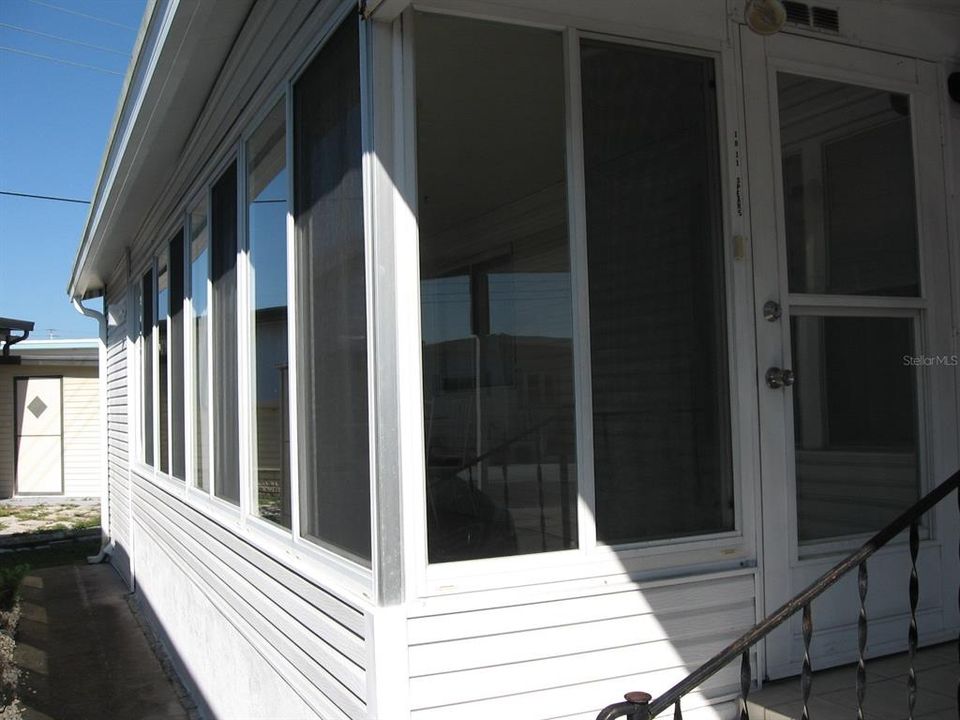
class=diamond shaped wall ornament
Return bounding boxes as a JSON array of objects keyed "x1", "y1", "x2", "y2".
[{"x1": 27, "y1": 396, "x2": 48, "y2": 418}]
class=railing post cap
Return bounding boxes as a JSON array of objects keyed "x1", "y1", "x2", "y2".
[{"x1": 624, "y1": 691, "x2": 652, "y2": 704}]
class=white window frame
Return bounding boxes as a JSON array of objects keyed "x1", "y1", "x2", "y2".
[
  {"x1": 128, "y1": 0, "x2": 375, "y2": 602},
  {"x1": 387, "y1": 5, "x2": 762, "y2": 598}
]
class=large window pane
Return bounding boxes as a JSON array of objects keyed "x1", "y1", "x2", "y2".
[
  {"x1": 293, "y1": 19, "x2": 370, "y2": 563},
  {"x1": 248, "y1": 101, "x2": 290, "y2": 528},
  {"x1": 190, "y1": 204, "x2": 210, "y2": 491},
  {"x1": 778, "y1": 74, "x2": 919, "y2": 296},
  {"x1": 169, "y1": 230, "x2": 186, "y2": 480},
  {"x1": 416, "y1": 13, "x2": 577, "y2": 563},
  {"x1": 141, "y1": 269, "x2": 154, "y2": 466},
  {"x1": 792, "y1": 316, "x2": 919, "y2": 542},
  {"x1": 157, "y1": 251, "x2": 169, "y2": 474},
  {"x1": 211, "y1": 163, "x2": 239, "y2": 504},
  {"x1": 581, "y1": 40, "x2": 732, "y2": 544}
]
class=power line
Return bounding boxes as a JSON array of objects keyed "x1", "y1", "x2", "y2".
[
  {"x1": 0, "y1": 45, "x2": 123, "y2": 76},
  {"x1": 0, "y1": 22, "x2": 130, "y2": 56},
  {"x1": 26, "y1": 0, "x2": 139, "y2": 32},
  {"x1": 0, "y1": 190, "x2": 90, "y2": 204}
]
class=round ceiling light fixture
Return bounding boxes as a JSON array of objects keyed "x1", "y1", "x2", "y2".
[{"x1": 745, "y1": 0, "x2": 787, "y2": 35}]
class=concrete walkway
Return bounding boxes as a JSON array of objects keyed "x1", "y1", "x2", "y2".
[{"x1": 14, "y1": 563, "x2": 190, "y2": 720}]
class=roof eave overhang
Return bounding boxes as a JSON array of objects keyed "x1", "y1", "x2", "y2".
[{"x1": 68, "y1": 0, "x2": 253, "y2": 300}]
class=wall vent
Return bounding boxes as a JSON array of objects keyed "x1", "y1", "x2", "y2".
[
  {"x1": 811, "y1": 6, "x2": 840, "y2": 32},
  {"x1": 783, "y1": 1, "x2": 811, "y2": 25},
  {"x1": 782, "y1": 1, "x2": 841, "y2": 34}
]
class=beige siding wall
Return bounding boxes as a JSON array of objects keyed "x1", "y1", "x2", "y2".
[
  {"x1": 63, "y1": 371, "x2": 100, "y2": 496},
  {"x1": 0, "y1": 364, "x2": 99, "y2": 499}
]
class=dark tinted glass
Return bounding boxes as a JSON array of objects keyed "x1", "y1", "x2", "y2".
[
  {"x1": 416, "y1": 12, "x2": 577, "y2": 562},
  {"x1": 157, "y1": 252, "x2": 169, "y2": 474},
  {"x1": 581, "y1": 40, "x2": 733, "y2": 544},
  {"x1": 141, "y1": 269, "x2": 153, "y2": 466},
  {"x1": 169, "y1": 230, "x2": 186, "y2": 480},
  {"x1": 792, "y1": 316, "x2": 919, "y2": 542},
  {"x1": 211, "y1": 163, "x2": 239, "y2": 504},
  {"x1": 294, "y1": 19, "x2": 371, "y2": 563},
  {"x1": 778, "y1": 74, "x2": 919, "y2": 296}
]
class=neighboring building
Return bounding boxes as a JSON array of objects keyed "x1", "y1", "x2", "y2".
[
  {"x1": 67, "y1": 1, "x2": 960, "y2": 718},
  {"x1": 0, "y1": 337, "x2": 101, "y2": 498}
]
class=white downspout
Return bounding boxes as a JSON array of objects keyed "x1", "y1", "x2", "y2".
[{"x1": 72, "y1": 296, "x2": 113, "y2": 563}]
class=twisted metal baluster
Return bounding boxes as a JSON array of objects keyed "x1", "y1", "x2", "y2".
[
  {"x1": 674, "y1": 699, "x2": 682, "y2": 720},
  {"x1": 857, "y1": 561, "x2": 868, "y2": 720},
  {"x1": 801, "y1": 603, "x2": 812, "y2": 720},
  {"x1": 908, "y1": 520, "x2": 920, "y2": 720},
  {"x1": 739, "y1": 650, "x2": 751, "y2": 720}
]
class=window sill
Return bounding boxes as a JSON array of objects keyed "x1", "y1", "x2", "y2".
[{"x1": 419, "y1": 530, "x2": 752, "y2": 598}]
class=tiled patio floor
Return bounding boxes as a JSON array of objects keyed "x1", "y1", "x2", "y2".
[{"x1": 748, "y1": 642, "x2": 957, "y2": 720}]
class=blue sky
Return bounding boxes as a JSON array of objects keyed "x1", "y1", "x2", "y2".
[{"x1": 0, "y1": 0, "x2": 146, "y2": 338}]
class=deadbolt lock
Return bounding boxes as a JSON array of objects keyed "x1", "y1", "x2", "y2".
[
  {"x1": 763, "y1": 300, "x2": 782, "y2": 322},
  {"x1": 766, "y1": 367, "x2": 796, "y2": 389}
]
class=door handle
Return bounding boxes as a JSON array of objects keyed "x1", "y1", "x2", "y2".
[{"x1": 766, "y1": 367, "x2": 795, "y2": 389}]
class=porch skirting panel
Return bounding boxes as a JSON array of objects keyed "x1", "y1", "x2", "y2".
[
  {"x1": 406, "y1": 572, "x2": 757, "y2": 720},
  {"x1": 130, "y1": 471, "x2": 370, "y2": 720}
]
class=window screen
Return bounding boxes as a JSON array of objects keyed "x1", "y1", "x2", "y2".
[
  {"x1": 293, "y1": 19, "x2": 371, "y2": 563},
  {"x1": 211, "y1": 163, "x2": 240, "y2": 504},
  {"x1": 141, "y1": 269, "x2": 154, "y2": 466},
  {"x1": 415, "y1": 12, "x2": 577, "y2": 562},
  {"x1": 157, "y1": 251, "x2": 169, "y2": 474},
  {"x1": 581, "y1": 40, "x2": 733, "y2": 544},
  {"x1": 190, "y1": 204, "x2": 210, "y2": 491},
  {"x1": 169, "y1": 229, "x2": 186, "y2": 480}
]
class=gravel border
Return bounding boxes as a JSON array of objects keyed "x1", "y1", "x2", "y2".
[{"x1": 0, "y1": 528, "x2": 101, "y2": 550}]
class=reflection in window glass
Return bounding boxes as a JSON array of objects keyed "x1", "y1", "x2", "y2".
[
  {"x1": 157, "y1": 252, "x2": 169, "y2": 474},
  {"x1": 190, "y1": 204, "x2": 210, "y2": 491},
  {"x1": 141, "y1": 270, "x2": 154, "y2": 466},
  {"x1": 792, "y1": 316, "x2": 919, "y2": 542},
  {"x1": 211, "y1": 163, "x2": 240, "y2": 504},
  {"x1": 247, "y1": 101, "x2": 290, "y2": 528},
  {"x1": 416, "y1": 12, "x2": 577, "y2": 563},
  {"x1": 778, "y1": 74, "x2": 919, "y2": 296},
  {"x1": 581, "y1": 40, "x2": 732, "y2": 544},
  {"x1": 294, "y1": 19, "x2": 371, "y2": 563}
]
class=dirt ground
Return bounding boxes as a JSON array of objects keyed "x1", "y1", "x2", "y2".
[{"x1": 0, "y1": 499, "x2": 100, "y2": 536}]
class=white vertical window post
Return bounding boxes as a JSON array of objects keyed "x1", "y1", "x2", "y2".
[
  {"x1": 562, "y1": 27, "x2": 597, "y2": 555},
  {"x1": 205, "y1": 185, "x2": 215, "y2": 499},
  {"x1": 284, "y1": 87, "x2": 301, "y2": 543},
  {"x1": 237, "y1": 140, "x2": 252, "y2": 523},
  {"x1": 183, "y1": 220, "x2": 195, "y2": 500}
]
